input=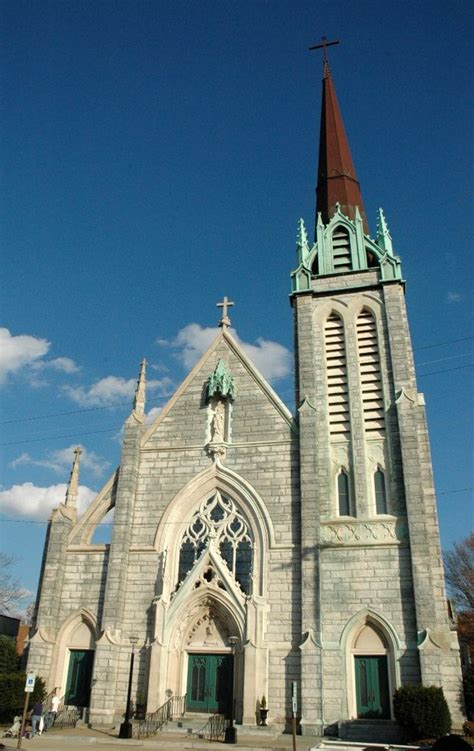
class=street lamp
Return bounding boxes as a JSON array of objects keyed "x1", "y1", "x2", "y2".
[
  {"x1": 224, "y1": 635, "x2": 239, "y2": 744},
  {"x1": 119, "y1": 635, "x2": 139, "y2": 739}
]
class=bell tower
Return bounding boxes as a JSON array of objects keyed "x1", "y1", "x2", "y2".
[{"x1": 291, "y1": 43, "x2": 462, "y2": 734}]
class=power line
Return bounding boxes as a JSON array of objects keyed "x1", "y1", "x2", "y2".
[
  {"x1": 417, "y1": 363, "x2": 473, "y2": 377},
  {"x1": 416, "y1": 335, "x2": 473, "y2": 351},
  {"x1": 0, "y1": 338, "x2": 472, "y2": 426},
  {"x1": 0, "y1": 484, "x2": 471, "y2": 525}
]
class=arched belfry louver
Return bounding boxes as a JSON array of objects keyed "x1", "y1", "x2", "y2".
[
  {"x1": 332, "y1": 226, "x2": 352, "y2": 271},
  {"x1": 356, "y1": 309, "x2": 385, "y2": 436},
  {"x1": 324, "y1": 313, "x2": 350, "y2": 438}
]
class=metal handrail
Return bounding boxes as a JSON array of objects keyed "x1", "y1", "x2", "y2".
[
  {"x1": 194, "y1": 713, "x2": 227, "y2": 741},
  {"x1": 54, "y1": 706, "x2": 81, "y2": 729},
  {"x1": 134, "y1": 694, "x2": 186, "y2": 738}
]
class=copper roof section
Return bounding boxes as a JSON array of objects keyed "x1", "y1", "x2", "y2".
[{"x1": 315, "y1": 61, "x2": 368, "y2": 234}]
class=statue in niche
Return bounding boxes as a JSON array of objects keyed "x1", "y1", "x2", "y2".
[
  {"x1": 211, "y1": 399, "x2": 226, "y2": 442},
  {"x1": 205, "y1": 359, "x2": 235, "y2": 459}
]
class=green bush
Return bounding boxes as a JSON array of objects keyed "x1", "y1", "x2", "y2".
[
  {"x1": 393, "y1": 684, "x2": 451, "y2": 741},
  {"x1": 0, "y1": 635, "x2": 19, "y2": 673},
  {"x1": 0, "y1": 673, "x2": 46, "y2": 723}
]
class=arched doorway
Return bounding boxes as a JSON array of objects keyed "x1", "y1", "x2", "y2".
[
  {"x1": 351, "y1": 623, "x2": 391, "y2": 719},
  {"x1": 178, "y1": 595, "x2": 241, "y2": 717}
]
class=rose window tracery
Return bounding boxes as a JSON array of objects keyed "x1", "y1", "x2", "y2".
[{"x1": 177, "y1": 491, "x2": 253, "y2": 594}]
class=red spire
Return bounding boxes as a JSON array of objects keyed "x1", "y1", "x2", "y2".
[{"x1": 315, "y1": 60, "x2": 368, "y2": 234}]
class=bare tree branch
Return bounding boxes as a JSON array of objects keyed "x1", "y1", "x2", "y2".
[
  {"x1": 444, "y1": 532, "x2": 474, "y2": 612},
  {"x1": 0, "y1": 552, "x2": 26, "y2": 614}
]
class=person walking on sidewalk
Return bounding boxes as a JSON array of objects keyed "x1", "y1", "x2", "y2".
[{"x1": 30, "y1": 701, "x2": 43, "y2": 737}]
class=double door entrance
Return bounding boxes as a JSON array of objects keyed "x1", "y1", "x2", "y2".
[
  {"x1": 186, "y1": 653, "x2": 233, "y2": 715},
  {"x1": 354, "y1": 655, "x2": 390, "y2": 719}
]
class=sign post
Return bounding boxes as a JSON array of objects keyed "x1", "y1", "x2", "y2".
[
  {"x1": 291, "y1": 681, "x2": 297, "y2": 751},
  {"x1": 17, "y1": 672, "x2": 36, "y2": 749}
]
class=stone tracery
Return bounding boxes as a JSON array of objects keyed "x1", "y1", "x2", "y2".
[{"x1": 177, "y1": 491, "x2": 253, "y2": 594}]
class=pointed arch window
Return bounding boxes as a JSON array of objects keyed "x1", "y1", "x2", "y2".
[
  {"x1": 325, "y1": 313, "x2": 350, "y2": 438},
  {"x1": 332, "y1": 226, "x2": 352, "y2": 271},
  {"x1": 374, "y1": 468, "x2": 388, "y2": 514},
  {"x1": 337, "y1": 469, "x2": 351, "y2": 516},
  {"x1": 177, "y1": 491, "x2": 253, "y2": 594}
]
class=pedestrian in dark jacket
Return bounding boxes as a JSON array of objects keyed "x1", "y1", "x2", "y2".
[{"x1": 31, "y1": 702, "x2": 43, "y2": 737}]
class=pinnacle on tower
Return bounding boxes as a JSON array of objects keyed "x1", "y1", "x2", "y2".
[
  {"x1": 312, "y1": 44, "x2": 368, "y2": 235},
  {"x1": 133, "y1": 359, "x2": 147, "y2": 417},
  {"x1": 65, "y1": 447, "x2": 82, "y2": 507}
]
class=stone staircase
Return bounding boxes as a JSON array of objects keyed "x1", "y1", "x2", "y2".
[
  {"x1": 338, "y1": 719, "x2": 402, "y2": 744},
  {"x1": 164, "y1": 713, "x2": 279, "y2": 738}
]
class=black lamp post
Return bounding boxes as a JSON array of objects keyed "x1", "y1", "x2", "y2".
[
  {"x1": 224, "y1": 635, "x2": 239, "y2": 744},
  {"x1": 119, "y1": 635, "x2": 138, "y2": 739}
]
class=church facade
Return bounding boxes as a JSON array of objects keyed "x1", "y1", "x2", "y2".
[{"x1": 28, "y1": 57, "x2": 463, "y2": 735}]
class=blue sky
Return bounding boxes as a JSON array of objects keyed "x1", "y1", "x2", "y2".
[{"x1": 0, "y1": 0, "x2": 472, "y2": 612}]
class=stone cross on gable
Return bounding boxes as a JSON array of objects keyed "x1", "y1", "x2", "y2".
[{"x1": 217, "y1": 296, "x2": 234, "y2": 328}]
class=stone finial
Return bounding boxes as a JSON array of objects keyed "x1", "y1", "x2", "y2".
[
  {"x1": 296, "y1": 218, "x2": 310, "y2": 265},
  {"x1": 65, "y1": 447, "x2": 82, "y2": 507},
  {"x1": 133, "y1": 359, "x2": 146, "y2": 417},
  {"x1": 207, "y1": 359, "x2": 235, "y2": 401},
  {"x1": 376, "y1": 207, "x2": 394, "y2": 255}
]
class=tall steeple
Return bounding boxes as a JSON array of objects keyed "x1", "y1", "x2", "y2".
[{"x1": 314, "y1": 48, "x2": 368, "y2": 235}]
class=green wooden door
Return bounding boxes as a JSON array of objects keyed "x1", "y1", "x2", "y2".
[
  {"x1": 355, "y1": 655, "x2": 390, "y2": 719},
  {"x1": 186, "y1": 654, "x2": 233, "y2": 714},
  {"x1": 65, "y1": 650, "x2": 94, "y2": 707}
]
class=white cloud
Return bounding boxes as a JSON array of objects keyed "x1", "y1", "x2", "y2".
[
  {"x1": 32, "y1": 356, "x2": 80, "y2": 374},
  {"x1": 161, "y1": 323, "x2": 292, "y2": 382},
  {"x1": 146, "y1": 406, "x2": 162, "y2": 424},
  {"x1": 10, "y1": 444, "x2": 109, "y2": 478},
  {"x1": 447, "y1": 291, "x2": 463, "y2": 303},
  {"x1": 0, "y1": 328, "x2": 50, "y2": 385},
  {"x1": 63, "y1": 375, "x2": 173, "y2": 407},
  {"x1": 0, "y1": 482, "x2": 96, "y2": 521}
]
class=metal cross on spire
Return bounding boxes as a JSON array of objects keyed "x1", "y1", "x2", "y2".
[
  {"x1": 309, "y1": 36, "x2": 340, "y2": 76},
  {"x1": 217, "y1": 296, "x2": 234, "y2": 328}
]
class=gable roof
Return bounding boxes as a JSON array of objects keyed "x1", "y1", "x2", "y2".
[{"x1": 142, "y1": 327, "x2": 296, "y2": 446}]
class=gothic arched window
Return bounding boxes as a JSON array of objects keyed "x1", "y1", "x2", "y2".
[
  {"x1": 374, "y1": 468, "x2": 388, "y2": 514},
  {"x1": 177, "y1": 491, "x2": 253, "y2": 594},
  {"x1": 337, "y1": 469, "x2": 351, "y2": 516}
]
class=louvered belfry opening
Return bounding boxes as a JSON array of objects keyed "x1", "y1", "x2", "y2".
[
  {"x1": 332, "y1": 226, "x2": 352, "y2": 272},
  {"x1": 325, "y1": 313, "x2": 350, "y2": 437},
  {"x1": 357, "y1": 309, "x2": 385, "y2": 435}
]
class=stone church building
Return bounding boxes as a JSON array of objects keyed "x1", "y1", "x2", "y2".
[{"x1": 28, "y1": 55, "x2": 462, "y2": 735}]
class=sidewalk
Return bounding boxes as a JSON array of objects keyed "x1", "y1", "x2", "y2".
[{"x1": 2, "y1": 725, "x2": 324, "y2": 751}]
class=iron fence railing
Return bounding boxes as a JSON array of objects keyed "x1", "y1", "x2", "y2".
[{"x1": 134, "y1": 694, "x2": 186, "y2": 738}]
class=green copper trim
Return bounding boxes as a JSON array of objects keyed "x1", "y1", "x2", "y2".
[
  {"x1": 206, "y1": 358, "x2": 235, "y2": 401},
  {"x1": 290, "y1": 206, "x2": 402, "y2": 293}
]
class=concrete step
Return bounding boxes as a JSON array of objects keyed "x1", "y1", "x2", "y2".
[
  {"x1": 162, "y1": 716, "x2": 279, "y2": 737},
  {"x1": 339, "y1": 720, "x2": 401, "y2": 744}
]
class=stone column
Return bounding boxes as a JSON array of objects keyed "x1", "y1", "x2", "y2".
[
  {"x1": 27, "y1": 504, "x2": 76, "y2": 689},
  {"x1": 384, "y1": 283, "x2": 462, "y2": 724},
  {"x1": 89, "y1": 412, "x2": 145, "y2": 725},
  {"x1": 293, "y1": 294, "x2": 324, "y2": 734}
]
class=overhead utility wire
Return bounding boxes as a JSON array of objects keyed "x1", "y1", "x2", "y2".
[
  {"x1": 0, "y1": 363, "x2": 472, "y2": 447},
  {"x1": 0, "y1": 485, "x2": 472, "y2": 526},
  {"x1": 1, "y1": 337, "x2": 472, "y2": 426}
]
